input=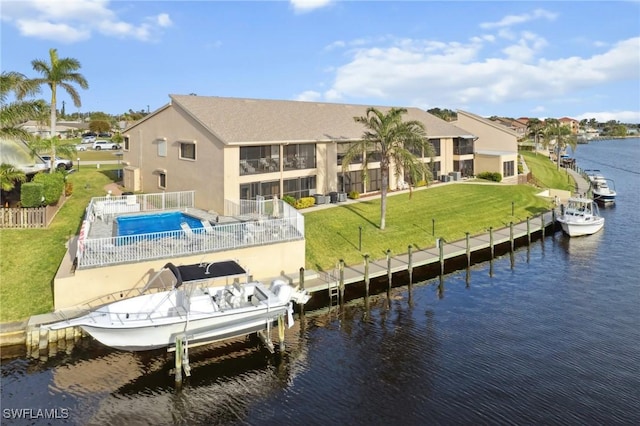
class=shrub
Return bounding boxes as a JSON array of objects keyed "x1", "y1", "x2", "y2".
[
  {"x1": 32, "y1": 171, "x2": 64, "y2": 205},
  {"x1": 347, "y1": 190, "x2": 360, "y2": 199},
  {"x1": 477, "y1": 172, "x2": 502, "y2": 182},
  {"x1": 20, "y1": 182, "x2": 45, "y2": 207},
  {"x1": 293, "y1": 196, "x2": 315, "y2": 209},
  {"x1": 415, "y1": 180, "x2": 427, "y2": 187},
  {"x1": 282, "y1": 195, "x2": 296, "y2": 206}
]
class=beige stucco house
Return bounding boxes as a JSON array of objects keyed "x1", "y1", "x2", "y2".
[
  {"x1": 121, "y1": 96, "x2": 517, "y2": 213},
  {"x1": 454, "y1": 110, "x2": 520, "y2": 184}
]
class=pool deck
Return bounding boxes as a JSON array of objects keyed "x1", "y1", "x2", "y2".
[{"x1": 87, "y1": 208, "x2": 239, "y2": 239}]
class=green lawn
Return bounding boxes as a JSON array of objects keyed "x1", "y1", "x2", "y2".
[
  {"x1": 0, "y1": 166, "x2": 120, "y2": 322},
  {"x1": 0, "y1": 151, "x2": 567, "y2": 322},
  {"x1": 521, "y1": 151, "x2": 574, "y2": 191},
  {"x1": 304, "y1": 183, "x2": 552, "y2": 271}
]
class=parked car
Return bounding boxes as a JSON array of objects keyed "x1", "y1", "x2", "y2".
[
  {"x1": 41, "y1": 155, "x2": 73, "y2": 170},
  {"x1": 98, "y1": 132, "x2": 112, "y2": 138},
  {"x1": 82, "y1": 136, "x2": 96, "y2": 144},
  {"x1": 82, "y1": 132, "x2": 97, "y2": 138},
  {"x1": 92, "y1": 140, "x2": 120, "y2": 150},
  {"x1": 76, "y1": 144, "x2": 88, "y2": 151}
]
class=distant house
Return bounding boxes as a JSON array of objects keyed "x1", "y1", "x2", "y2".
[
  {"x1": 558, "y1": 117, "x2": 579, "y2": 134},
  {"x1": 19, "y1": 120, "x2": 88, "y2": 139},
  {"x1": 490, "y1": 117, "x2": 528, "y2": 139},
  {"x1": 122, "y1": 95, "x2": 517, "y2": 213},
  {"x1": 454, "y1": 110, "x2": 520, "y2": 184}
]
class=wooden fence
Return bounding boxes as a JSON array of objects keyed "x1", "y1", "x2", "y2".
[{"x1": 0, "y1": 207, "x2": 48, "y2": 228}]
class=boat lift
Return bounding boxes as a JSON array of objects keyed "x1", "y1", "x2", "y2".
[{"x1": 168, "y1": 313, "x2": 287, "y2": 384}]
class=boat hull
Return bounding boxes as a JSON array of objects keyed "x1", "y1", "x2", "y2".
[
  {"x1": 593, "y1": 192, "x2": 616, "y2": 204},
  {"x1": 79, "y1": 305, "x2": 289, "y2": 351},
  {"x1": 557, "y1": 217, "x2": 604, "y2": 237}
]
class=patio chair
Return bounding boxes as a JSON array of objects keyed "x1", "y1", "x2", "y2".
[
  {"x1": 200, "y1": 220, "x2": 215, "y2": 233},
  {"x1": 180, "y1": 222, "x2": 205, "y2": 247}
]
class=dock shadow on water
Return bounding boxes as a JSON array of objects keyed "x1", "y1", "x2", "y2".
[{"x1": 1, "y1": 324, "x2": 311, "y2": 426}]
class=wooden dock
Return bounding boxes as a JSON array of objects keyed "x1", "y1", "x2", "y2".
[{"x1": 297, "y1": 210, "x2": 558, "y2": 300}]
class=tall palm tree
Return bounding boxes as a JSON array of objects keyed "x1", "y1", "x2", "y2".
[
  {"x1": 344, "y1": 107, "x2": 434, "y2": 230},
  {"x1": 29, "y1": 48, "x2": 88, "y2": 173},
  {"x1": 526, "y1": 118, "x2": 545, "y2": 156},
  {"x1": 0, "y1": 71, "x2": 43, "y2": 142},
  {"x1": 544, "y1": 119, "x2": 577, "y2": 170}
]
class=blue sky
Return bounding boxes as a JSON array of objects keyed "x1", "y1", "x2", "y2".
[{"x1": 2, "y1": 0, "x2": 639, "y2": 122}]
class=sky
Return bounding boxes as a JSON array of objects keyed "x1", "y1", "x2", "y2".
[{"x1": 1, "y1": 0, "x2": 639, "y2": 123}]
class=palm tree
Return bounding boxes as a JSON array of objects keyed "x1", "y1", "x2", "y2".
[
  {"x1": 0, "y1": 71, "x2": 43, "y2": 142},
  {"x1": 0, "y1": 163, "x2": 26, "y2": 206},
  {"x1": 543, "y1": 119, "x2": 577, "y2": 170},
  {"x1": 29, "y1": 48, "x2": 88, "y2": 173},
  {"x1": 344, "y1": 107, "x2": 434, "y2": 230},
  {"x1": 526, "y1": 118, "x2": 545, "y2": 156}
]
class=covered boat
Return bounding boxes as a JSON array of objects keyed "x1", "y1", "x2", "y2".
[{"x1": 48, "y1": 260, "x2": 310, "y2": 351}]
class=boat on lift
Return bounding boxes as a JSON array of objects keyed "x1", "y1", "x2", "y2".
[
  {"x1": 48, "y1": 260, "x2": 310, "y2": 351},
  {"x1": 556, "y1": 196, "x2": 605, "y2": 237},
  {"x1": 584, "y1": 169, "x2": 617, "y2": 204}
]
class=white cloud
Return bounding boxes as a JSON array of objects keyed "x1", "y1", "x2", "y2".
[
  {"x1": 1, "y1": 0, "x2": 172, "y2": 43},
  {"x1": 156, "y1": 13, "x2": 172, "y2": 28},
  {"x1": 480, "y1": 9, "x2": 557, "y2": 29},
  {"x1": 15, "y1": 19, "x2": 90, "y2": 43},
  {"x1": 290, "y1": 0, "x2": 333, "y2": 13},
  {"x1": 316, "y1": 32, "x2": 639, "y2": 117},
  {"x1": 576, "y1": 111, "x2": 640, "y2": 123},
  {"x1": 295, "y1": 90, "x2": 322, "y2": 102}
]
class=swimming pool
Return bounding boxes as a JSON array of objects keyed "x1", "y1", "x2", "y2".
[{"x1": 116, "y1": 211, "x2": 204, "y2": 237}]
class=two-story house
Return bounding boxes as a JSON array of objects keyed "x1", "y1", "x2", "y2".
[{"x1": 122, "y1": 95, "x2": 514, "y2": 213}]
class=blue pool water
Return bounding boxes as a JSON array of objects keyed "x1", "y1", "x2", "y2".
[{"x1": 116, "y1": 211, "x2": 204, "y2": 237}]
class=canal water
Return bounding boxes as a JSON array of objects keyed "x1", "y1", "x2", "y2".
[{"x1": 2, "y1": 139, "x2": 639, "y2": 425}]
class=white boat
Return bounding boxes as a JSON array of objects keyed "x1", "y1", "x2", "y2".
[
  {"x1": 585, "y1": 169, "x2": 617, "y2": 204},
  {"x1": 48, "y1": 260, "x2": 310, "y2": 351},
  {"x1": 556, "y1": 196, "x2": 605, "y2": 237}
]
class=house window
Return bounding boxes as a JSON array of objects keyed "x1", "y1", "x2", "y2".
[
  {"x1": 430, "y1": 139, "x2": 441, "y2": 156},
  {"x1": 453, "y1": 138, "x2": 474, "y2": 155},
  {"x1": 157, "y1": 139, "x2": 167, "y2": 157},
  {"x1": 240, "y1": 180, "x2": 281, "y2": 200},
  {"x1": 339, "y1": 169, "x2": 381, "y2": 193},
  {"x1": 123, "y1": 136, "x2": 130, "y2": 151},
  {"x1": 453, "y1": 159, "x2": 474, "y2": 177},
  {"x1": 284, "y1": 144, "x2": 316, "y2": 170},
  {"x1": 283, "y1": 176, "x2": 316, "y2": 199},
  {"x1": 180, "y1": 142, "x2": 196, "y2": 160},
  {"x1": 240, "y1": 145, "x2": 279, "y2": 175},
  {"x1": 337, "y1": 142, "x2": 362, "y2": 166},
  {"x1": 159, "y1": 172, "x2": 166, "y2": 189},
  {"x1": 503, "y1": 160, "x2": 515, "y2": 177}
]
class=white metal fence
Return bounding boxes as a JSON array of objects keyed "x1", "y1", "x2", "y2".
[{"x1": 76, "y1": 192, "x2": 304, "y2": 269}]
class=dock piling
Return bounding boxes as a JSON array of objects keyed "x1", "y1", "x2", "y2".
[
  {"x1": 489, "y1": 227, "x2": 494, "y2": 258},
  {"x1": 278, "y1": 315, "x2": 285, "y2": 353},
  {"x1": 510, "y1": 222, "x2": 514, "y2": 252},
  {"x1": 339, "y1": 259, "x2": 345, "y2": 306},
  {"x1": 439, "y1": 238, "x2": 445, "y2": 277},
  {"x1": 465, "y1": 232, "x2": 471, "y2": 268},
  {"x1": 299, "y1": 267, "x2": 305, "y2": 320}
]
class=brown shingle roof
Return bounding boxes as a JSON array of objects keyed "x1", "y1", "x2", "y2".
[{"x1": 169, "y1": 95, "x2": 471, "y2": 144}]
